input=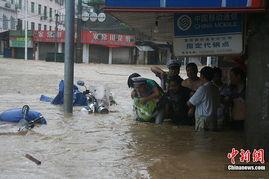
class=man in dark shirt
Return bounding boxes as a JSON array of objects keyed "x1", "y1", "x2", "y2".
[
  {"x1": 151, "y1": 59, "x2": 183, "y2": 92},
  {"x1": 168, "y1": 76, "x2": 192, "y2": 125}
]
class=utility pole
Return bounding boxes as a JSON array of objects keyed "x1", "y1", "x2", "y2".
[
  {"x1": 24, "y1": 0, "x2": 28, "y2": 61},
  {"x1": 54, "y1": 13, "x2": 59, "y2": 62},
  {"x1": 76, "y1": 0, "x2": 83, "y2": 63},
  {"x1": 64, "y1": 0, "x2": 75, "y2": 114}
]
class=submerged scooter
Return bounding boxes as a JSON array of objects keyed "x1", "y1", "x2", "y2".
[
  {"x1": 77, "y1": 80, "x2": 113, "y2": 114},
  {"x1": 18, "y1": 105, "x2": 46, "y2": 131},
  {"x1": 0, "y1": 105, "x2": 47, "y2": 131}
]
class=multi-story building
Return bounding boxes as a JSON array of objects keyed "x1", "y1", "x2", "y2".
[
  {"x1": 0, "y1": 0, "x2": 65, "y2": 33},
  {"x1": 16, "y1": 0, "x2": 65, "y2": 31},
  {"x1": 0, "y1": 0, "x2": 17, "y2": 32},
  {"x1": 0, "y1": 0, "x2": 17, "y2": 56},
  {"x1": 0, "y1": 0, "x2": 65, "y2": 57}
]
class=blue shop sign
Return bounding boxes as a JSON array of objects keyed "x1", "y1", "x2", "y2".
[
  {"x1": 173, "y1": 13, "x2": 243, "y2": 56},
  {"x1": 174, "y1": 13, "x2": 242, "y2": 37}
]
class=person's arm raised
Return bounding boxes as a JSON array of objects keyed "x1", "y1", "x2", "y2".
[{"x1": 151, "y1": 66, "x2": 164, "y2": 76}]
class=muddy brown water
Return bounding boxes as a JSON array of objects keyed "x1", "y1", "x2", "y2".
[{"x1": 0, "y1": 58, "x2": 267, "y2": 179}]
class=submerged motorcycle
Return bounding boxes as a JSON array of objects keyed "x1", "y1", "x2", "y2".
[{"x1": 77, "y1": 80, "x2": 115, "y2": 114}]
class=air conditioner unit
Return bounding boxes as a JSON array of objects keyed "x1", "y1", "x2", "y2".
[
  {"x1": 10, "y1": 4, "x2": 16, "y2": 10},
  {"x1": 5, "y1": 2, "x2": 11, "y2": 8}
]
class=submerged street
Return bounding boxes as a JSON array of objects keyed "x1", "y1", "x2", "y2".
[{"x1": 0, "y1": 58, "x2": 267, "y2": 179}]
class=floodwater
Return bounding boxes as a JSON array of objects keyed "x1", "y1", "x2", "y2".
[{"x1": 0, "y1": 58, "x2": 267, "y2": 179}]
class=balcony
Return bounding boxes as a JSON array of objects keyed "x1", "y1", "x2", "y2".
[{"x1": 0, "y1": 1, "x2": 17, "y2": 11}]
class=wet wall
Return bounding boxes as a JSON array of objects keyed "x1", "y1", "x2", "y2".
[{"x1": 246, "y1": 11, "x2": 269, "y2": 159}]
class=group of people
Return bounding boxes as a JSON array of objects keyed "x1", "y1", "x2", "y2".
[{"x1": 127, "y1": 59, "x2": 246, "y2": 132}]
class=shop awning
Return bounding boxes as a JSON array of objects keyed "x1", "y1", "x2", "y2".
[
  {"x1": 0, "y1": 31, "x2": 9, "y2": 41},
  {"x1": 136, "y1": 45, "x2": 155, "y2": 51},
  {"x1": 104, "y1": 0, "x2": 266, "y2": 42},
  {"x1": 105, "y1": 0, "x2": 266, "y2": 12}
]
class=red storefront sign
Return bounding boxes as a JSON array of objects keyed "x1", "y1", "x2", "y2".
[
  {"x1": 82, "y1": 31, "x2": 135, "y2": 47},
  {"x1": 33, "y1": 30, "x2": 135, "y2": 47},
  {"x1": 33, "y1": 31, "x2": 65, "y2": 43}
]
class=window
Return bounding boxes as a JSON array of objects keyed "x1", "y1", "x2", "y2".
[
  {"x1": 38, "y1": 4, "x2": 41, "y2": 15},
  {"x1": 49, "y1": 8, "x2": 52, "y2": 18},
  {"x1": 44, "y1": 6, "x2": 47, "y2": 18},
  {"x1": 58, "y1": 12, "x2": 61, "y2": 22},
  {"x1": 44, "y1": 25, "x2": 47, "y2": 30},
  {"x1": 31, "y1": 2, "x2": 35, "y2": 13},
  {"x1": 38, "y1": 24, "x2": 42, "y2": 30},
  {"x1": 3, "y1": 15, "x2": 8, "y2": 30},
  {"x1": 17, "y1": 19, "x2": 22, "y2": 30},
  {"x1": 18, "y1": 0, "x2": 22, "y2": 9},
  {"x1": 31, "y1": 22, "x2": 35, "y2": 30},
  {"x1": 49, "y1": 26, "x2": 52, "y2": 30},
  {"x1": 11, "y1": 16, "x2": 16, "y2": 30}
]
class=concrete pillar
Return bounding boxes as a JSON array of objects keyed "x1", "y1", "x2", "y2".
[
  {"x1": 246, "y1": 12, "x2": 269, "y2": 157},
  {"x1": 128, "y1": 48, "x2": 132, "y2": 64},
  {"x1": 0, "y1": 41, "x2": 4, "y2": 56},
  {"x1": 108, "y1": 47, "x2": 113, "y2": 64},
  {"x1": 58, "y1": 43, "x2": 63, "y2": 53},
  {"x1": 35, "y1": 43, "x2": 39, "y2": 60},
  {"x1": 144, "y1": 51, "x2": 148, "y2": 65},
  {"x1": 207, "y1": 56, "x2": 212, "y2": 66},
  {"x1": 184, "y1": 57, "x2": 187, "y2": 65},
  {"x1": 82, "y1": 44, "x2": 89, "y2": 63}
]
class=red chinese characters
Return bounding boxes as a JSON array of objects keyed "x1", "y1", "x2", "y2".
[
  {"x1": 253, "y1": 149, "x2": 265, "y2": 164},
  {"x1": 227, "y1": 148, "x2": 239, "y2": 164},
  {"x1": 239, "y1": 149, "x2": 251, "y2": 163},
  {"x1": 227, "y1": 148, "x2": 265, "y2": 164}
]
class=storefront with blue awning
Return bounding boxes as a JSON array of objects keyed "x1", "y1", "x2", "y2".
[{"x1": 104, "y1": 0, "x2": 269, "y2": 158}]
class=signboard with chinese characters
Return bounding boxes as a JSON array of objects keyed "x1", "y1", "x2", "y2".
[
  {"x1": 9, "y1": 37, "x2": 33, "y2": 48},
  {"x1": 81, "y1": 31, "x2": 135, "y2": 47},
  {"x1": 173, "y1": 13, "x2": 243, "y2": 56},
  {"x1": 33, "y1": 31, "x2": 65, "y2": 43},
  {"x1": 33, "y1": 31, "x2": 136, "y2": 47}
]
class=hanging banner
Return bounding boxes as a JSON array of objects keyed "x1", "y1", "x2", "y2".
[
  {"x1": 33, "y1": 31, "x2": 135, "y2": 47},
  {"x1": 33, "y1": 31, "x2": 65, "y2": 43},
  {"x1": 81, "y1": 31, "x2": 135, "y2": 47},
  {"x1": 173, "y1": 13, "x2": 243, "y2": 56}
]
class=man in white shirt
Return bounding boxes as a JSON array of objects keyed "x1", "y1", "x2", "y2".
[{"x1": 187, "y1": 67, "x2": 220, "y2": 131}]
